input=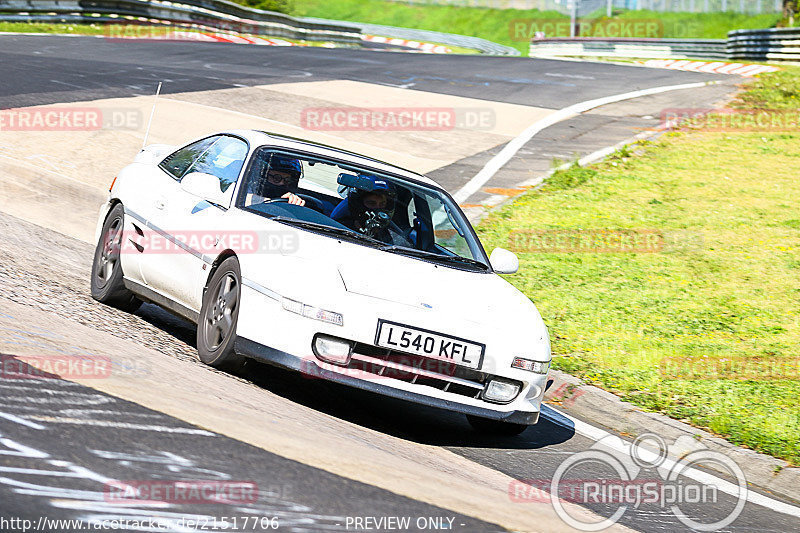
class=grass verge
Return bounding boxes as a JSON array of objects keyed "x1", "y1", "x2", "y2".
[
  {"x1": 0, "y1": 22, "x2": 328, "y2": 46},
  {"x1": 292, "y1": 0, "x2": 783, "y2": 55},
  {"x1": 476, "y1": 68, "x2": 800, "y2": 464},
  {"x1": 0, "y1": 22, "x2": 109, "y2": 35}
]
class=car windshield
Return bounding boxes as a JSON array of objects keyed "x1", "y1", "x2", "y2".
[{"x1": 237, "y1": 148, "x2": 490, "y2": 271}]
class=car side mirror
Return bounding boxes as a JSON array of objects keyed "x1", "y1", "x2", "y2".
[
  {"x1": 181, "y1": 172, "x2": 228, "y2": 206},
  {"x1": 490, "y1": 248, "x2": 519, "y2": 274}
]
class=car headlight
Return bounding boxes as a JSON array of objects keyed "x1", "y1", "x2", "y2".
[
  {"x1": 511, "y1": 357, "x2": 550, "y2": 374},
  {"x1": 312, "y1": 334, "x2": 353, "y2": 365},
  {"x1": 282, "y1": 297, "x2": 343, "y2": 326},
  {"x1": 482, "y1": 378, "x2": 521, "y2": 403}
]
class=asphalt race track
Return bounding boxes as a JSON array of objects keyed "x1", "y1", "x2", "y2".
[{"x1": 1, "y1": 34, "x2": 799, "y2": 533}]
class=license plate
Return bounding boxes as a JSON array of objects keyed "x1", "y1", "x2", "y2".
[{"x1": 375, "y1": 320, "x2": 485, "y2": 370}]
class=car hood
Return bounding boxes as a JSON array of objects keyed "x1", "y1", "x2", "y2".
[
  {"x1": 239, "y1": 213, "x2": 547, "y2": 345},
  {"x1": 337, "y1": 254, "x2": 542, "y2": 330}
]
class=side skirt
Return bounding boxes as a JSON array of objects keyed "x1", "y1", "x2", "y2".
[{"x1": 123, "y1": 278, "x2": 200, "y2": 324}]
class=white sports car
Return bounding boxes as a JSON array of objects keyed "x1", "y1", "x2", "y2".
[{"x1": 91, "y1": 130, "x2": 551, "y2": 435}]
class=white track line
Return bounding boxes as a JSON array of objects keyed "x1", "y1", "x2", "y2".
[
  {"x1": 0, "y1": 411, "x2": 46, "y2": 430},
  {"x1": 540, "y1": 405, "x2": 800, "y2": 519},
  {"x1": 453, "y1": 80, "x2": 719, "y2": 204}
]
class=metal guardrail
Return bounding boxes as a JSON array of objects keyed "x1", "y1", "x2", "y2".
[
  {"x1": 727, "y1": 28, "x2": 800, "y2": 61},
  {"x1": 301, "y1": 16, "x2": 520, "y2": 55},
  {"x1": 0, "y1": 0, "x2": 362, "y2": 43},
  {"x1": 390, "y1": 0, "x2": 783, "y2": 15},
  {"x1": 530, "y1": 38, "x2": 728, "y2": 60},
  {"x1": 0, "y1": 0, "x2": 519, "y2": 54}
]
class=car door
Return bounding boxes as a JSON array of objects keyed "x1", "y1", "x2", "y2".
[{"x1": 140, "y1": 135, "x2": 249, "y2": 313}]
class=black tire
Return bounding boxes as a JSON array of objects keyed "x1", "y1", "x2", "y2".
[
  {"x1": 197, "y1": 257, "x2": 245, "y2": 373},
  {"x1": 466, "y1": 414, "x2": 529, "y2": 436},
  {"x1": 90, "y1": 203, "x2": 141, "y2": 312}
]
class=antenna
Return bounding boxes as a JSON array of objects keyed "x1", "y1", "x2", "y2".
[{"x1": 141, "y1": 82, "x2": 163, "y2": 150}]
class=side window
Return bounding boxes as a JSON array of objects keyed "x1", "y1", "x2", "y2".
[
  {"x1": 159, "y1": 136, "x2": 219, "y2": 180},
  {"x1": 185, "y1": 136, "x2": 248, "y2": 192}
]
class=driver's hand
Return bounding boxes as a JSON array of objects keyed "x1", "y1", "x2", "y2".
[{"x1": 281, "y1": 192, "x2": 305, "y2": 206}]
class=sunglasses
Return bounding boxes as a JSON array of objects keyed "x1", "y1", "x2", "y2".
[{"x1": 266, "y1": 170, "x2": 297, "y2": 186}]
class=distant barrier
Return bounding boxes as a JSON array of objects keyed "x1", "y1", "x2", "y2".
[
  {"x1": 727, "y1": 27, "x2": 800, "y2": 61},
  {"x1": 531, "y1": 28, "x2": 800, "y2": 62},
  {"x1": 0, "y1": 0, "x2": 361, "y2": 43},
  {"x1": 530, "y1": 38, "x2": 728, "y2": 60},
  {"x1": 302, "y1": 17, "x2": 521, "y2": 55}
]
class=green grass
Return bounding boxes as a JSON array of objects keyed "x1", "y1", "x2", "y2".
[
  {"x1": 0, "y1": 22, "x2": 325, "y2": 46},
  {"x1": 612, "y1": 10, "x2": 780, "y2": 39},
  {"x1": 2, "y1": 4, "x2": 784, "y2": 55},
  {"x1": 290, "y1": 0, "x2": 783, "y2": 55},
  {"x1": 0, "y1": 22, "x2": 109, "y2": 35},
  {"x1": 735, "y1": 68, "x2": 800, "y2": 109},
  {"x1": 292, "y1": 0, "x2": 562, "y2": 54},
  {"x1": 477, "y1": 68, "x2": 800, "y2": 464}
]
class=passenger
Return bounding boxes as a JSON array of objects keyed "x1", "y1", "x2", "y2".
[{"x1": 335, "y1": 176, "x2": 399, "y2": 242}]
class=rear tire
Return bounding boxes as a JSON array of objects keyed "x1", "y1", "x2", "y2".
[
  {"x1": 197, "y1": 257, "x2": 245, "y2": 373},
  {"x1": 90, "y1": 203, "x2": 141, "y2": 313},
  {"x1": 466, "y1": 414, "x2": 529, "y2": 436}
]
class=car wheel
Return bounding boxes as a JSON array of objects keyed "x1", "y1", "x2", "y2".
[
  {"x1": 197, "y1": 257, "x2": 245, "y2": 373},
  {"x1": 466, "y1": 414, "x2": 529, "y2": 436},
  {"x1": 90, "y1": 203, "x2": 141, "y2": 312}
]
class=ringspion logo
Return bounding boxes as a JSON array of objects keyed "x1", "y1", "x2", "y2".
[{"x1": 511, "y1": 433, "x2": 747, "y2": 531}]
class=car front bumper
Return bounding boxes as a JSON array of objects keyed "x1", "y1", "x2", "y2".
[{"x1": 235, "y1": 336, "x2": 540, "y2": 425}]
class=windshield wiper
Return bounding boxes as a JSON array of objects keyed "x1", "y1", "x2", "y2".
[
  {"x1": 380, "y1": 245, "x2": 489, "y2": 270},
  {"x1": 270, "y1": 217, "x2": 385, "y2": 247}
]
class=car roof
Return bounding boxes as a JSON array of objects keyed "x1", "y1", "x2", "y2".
[{"x1": 224, "y1": 129, "x2": 440, "y2": 188}]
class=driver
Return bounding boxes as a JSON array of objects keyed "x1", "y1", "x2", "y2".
[{"x1": 260, "y1": 155, "x2": 305, "y2": 206}]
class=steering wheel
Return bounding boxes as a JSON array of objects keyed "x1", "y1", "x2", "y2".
[{"x1": 263, "y1": 194, "x2": 325, "y2": 212}]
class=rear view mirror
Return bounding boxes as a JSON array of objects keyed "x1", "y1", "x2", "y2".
[
  {"x1": 181, "y1": 172, "x2": 228, "y2": 206},
  {"x1": 337, "y1": 173, "x2": 375, "y2": 191}
]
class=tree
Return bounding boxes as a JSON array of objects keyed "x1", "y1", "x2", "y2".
[{"x1": 785, "y1": 0, "x2": 798, "y2": 26}]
